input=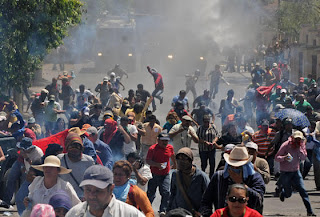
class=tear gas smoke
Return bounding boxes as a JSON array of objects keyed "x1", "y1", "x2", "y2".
[{"x1": 54, "y1": 0, "x2": 268, "y2": 75}]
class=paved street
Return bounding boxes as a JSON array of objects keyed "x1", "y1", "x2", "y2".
[{"x1": 1, "y1": 63, "x2": 319, "y2": 216}]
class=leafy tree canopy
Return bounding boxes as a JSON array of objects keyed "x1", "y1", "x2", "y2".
[
  {"x1": 0, "y1": 0, "x2": 82, "y2": 91},
  {"x1": 277, "y1": 0, "x2": 320, "y2": 39}
]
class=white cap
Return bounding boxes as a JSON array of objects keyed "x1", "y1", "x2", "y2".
[
  {"x1": 245, "y1": 142, "x2": 258, "y2": 151},
  {"x1": 280, "y1": 89, "x2": 287, "y2": 93}
]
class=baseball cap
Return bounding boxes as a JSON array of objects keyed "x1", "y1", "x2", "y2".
[
  {"x1": 224, "y1": 144, "x2": 235, "y2": 154},
  {"x1": 245, "y1": 142, "x2": 258, "y2": 151},
  {"x1": 299, "y1": 77, "x2": 304, "y2": 82},
  {"x1": 79, "y1": 165, "x2": 113, "y2": 189},
  {"x1": 182, "y1": 115, "x2": 192, "y2": 121},
  {"x1": 28, "y1": 117, "x2": 36, "y2": 124},
  {"x1": 103, "y1": 77, "x2": 109, "y2": 82},
  {"x1": 158, "y1": 132, "x2": 170, "y2": 141},
  {"x1": 41, "y1": 89, "x2": 49, "y2": 94},
  {"x1": 49, "y1": 190, "x2": 72, "y2": 211},
  {"x1": 292, "y1": 130, "x2": 304, "y2": 140},
  {"x1": 280, "y1": 89, "x2": 287, "y2": 94},
  {"x1": 81, "y1": 107, "x2": 90, "y2": 116},
  {"x1": 86, "y1": 127, "x2": 98, "y2": 135}
]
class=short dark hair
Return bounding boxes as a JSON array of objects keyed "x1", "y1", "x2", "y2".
[
  {"x1": 137, "y1": 84, "x2": 143, "y2": 88},
  {"x1": 179, "y1": 90, "x2": 186, "y2": 95}
]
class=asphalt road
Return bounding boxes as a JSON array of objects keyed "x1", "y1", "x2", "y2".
[{"x1": 1, "y1": 63, "x2": 319, "y2": 216}]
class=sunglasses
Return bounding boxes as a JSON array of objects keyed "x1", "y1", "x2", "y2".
[{"x1": 228, "y1": 196, "x2": 247, "y2": 204}]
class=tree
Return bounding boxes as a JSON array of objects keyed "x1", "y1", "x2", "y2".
[
  {"x1": 277, "y1": 0, "x2": 320, "y2": 39},
  {"x1": 0, "y1": 0, "x2": 83, "y2": 93}
]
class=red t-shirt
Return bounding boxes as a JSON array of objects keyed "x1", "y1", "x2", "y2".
[
  {"x1": 146, "y1": 143, "x2": 174, "y2": 176},
  {"x1": 211, "y1": 206, "x2": 262, "y2": 217}
]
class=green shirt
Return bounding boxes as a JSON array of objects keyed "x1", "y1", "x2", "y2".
[{"x1": 294, "y1": 100, "x2": 313, "y2": 113}]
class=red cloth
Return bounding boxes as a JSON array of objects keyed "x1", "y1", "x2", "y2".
[
  {"x1": 256, "y1": 83, "x2": 276, "y2": 100},
  {"x1": 211, "y1": 206, "x2": 262, "y2": 217},
  {"x1": 33, "y1": 129, "x2": 69, "y2": 154},
  {"x1": 146, "y1": 143, "x2": 174, "y2": 176},
  {"x1": 96, "y1": 155, "x2": 103, "y2": 165},
  {"x1": 103, "y1": 119, "x2": 118, "y2": 144},
  {"x1": 24, "y1": 128, "x2": 36, "y2": 141}
]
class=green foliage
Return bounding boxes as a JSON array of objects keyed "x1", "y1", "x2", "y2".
[
  {"x1": 277, "y1": 0, "x2": 320, "y2": 39},
  {"x1": 0, "y1": 0, "x2": 82, "y2": 91}
]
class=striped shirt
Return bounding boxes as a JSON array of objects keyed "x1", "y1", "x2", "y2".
[
  {"x1": 196, "y1": 124, "x2": 220, "y2": 152},
  {"x1": 252, "y1": 128, "x2": 276, "y2": 157}
]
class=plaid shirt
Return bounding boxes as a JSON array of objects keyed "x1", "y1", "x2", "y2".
[{"x1": 197, "y1": 124, "x2": 220, "y2": 152}]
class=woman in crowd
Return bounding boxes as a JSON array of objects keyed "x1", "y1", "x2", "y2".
[
  {"x1": 127, "y1": 152, "x2": 152, "y2": 192},
  {"x1": 210, "y1": 184, "x2": 262, "y2": 217},
  {"x1": 113, "y1": 160, "x2": 154, "y2": 217},
  {"x1": 52, "y1": 118, "x2": 66, "y2": 135},
  {"x1": 23, "y1": 155, "x2": 80, "y2": 209},
  {"x1": 163, "y1": 111, "x2": 181, "y2": 133}
]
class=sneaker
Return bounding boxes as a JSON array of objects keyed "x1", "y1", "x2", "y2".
[
  {"x1": 160, "y1": 97, "x2": 163, "y2": 104},
  {"x1": 159, "y1": 211, "x2": 166, "y2": 217},
  {"x1": 279, "y1": 191, "x2": 285, "y2": 202},
  {"x1": 307, "y1": 212, "x2": 316, "y2": 216},
  {"x1": 0, "y1": 200, "x2": 10, "y2": 209}
]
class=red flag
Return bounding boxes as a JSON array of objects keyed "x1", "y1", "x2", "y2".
[
  {"x1": 256, "y1": 83, "x2": 276, "y2": 99},
  {"x1": 33, "y1": 129, "x2": 69, "y2": 154}
]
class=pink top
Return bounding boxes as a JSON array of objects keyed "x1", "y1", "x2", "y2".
[{"x1": 275, "y1": 137, "x2": 307, "y2": 172}]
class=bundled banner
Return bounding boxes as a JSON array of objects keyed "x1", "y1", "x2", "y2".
[
  {"x1": 33, "y1": 129, "x2": 69, "y2": 154},
  {"x1": 256, "y1": 83, "x2": 276, "y2": 100}
]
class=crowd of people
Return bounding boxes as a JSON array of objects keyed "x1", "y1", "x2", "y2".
[{"x1": 0, "y1": 58, "x2": 320, "y2": 217}]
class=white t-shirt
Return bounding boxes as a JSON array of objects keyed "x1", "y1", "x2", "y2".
[
  {"x1": 28, "y1": 176, "x2": 80, "y2": 207},
  {"x1": 75, "y1": 89, "x2": 93, "y2": 102},
  {"x1": 169, "y1": 123, "x2": 198, "y2": 153},
  {"x1": 123, "y1": 124, "x2": 138, "y2": 156},
  {"x1": 130, "y1": 165, "x2": 152, "y2": 192}
]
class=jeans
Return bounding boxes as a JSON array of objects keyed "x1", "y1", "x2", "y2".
[
  {"x1": 16, "y1": 180, "x2": 31, "y2": 215},
  {"x1": 3, "y1": 160, "x2": 24, "y2": 204},
  {"x1": 302, "y1": 150, "x2": 313, "y2": 179},
  {"x1": 313, "y1": 151, "x2": 320, "y2": 189},
  {"x1": 264, "y1": 155, "x2": 274, "y2": 175},
  {"x1": 199, "y1": 149, "x2": 216, "y2": 178},
  {"x1": 147, "y1": 173, "x2": 170, "y2": 213},
  {"x1": 278, "y1": 170, "x2": 313, "y2": 213},
  {"x1": 151, "y1": 88, "x2": 163, "y2": 110}
]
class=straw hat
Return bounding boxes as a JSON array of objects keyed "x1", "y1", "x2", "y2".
[
  {"x1": 32, "y1": 155, "x2": 72, "y2": 174},
  {"x1": 68, "y1": 127, "x2": 86, "y2": 136},
  {"x1": 223, "y1": 146, "x2": 252, "y2": 167}
]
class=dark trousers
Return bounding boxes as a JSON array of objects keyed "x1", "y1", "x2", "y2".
[
  {"x1": 302, "y1": 149, "x2": 313, "y2": 179},
  {"x1": 199, "y1": 149, "x2": 216, "y2": 178},
  {"x1": 147, "y1": 173, "x2": 170, "y2": 213}
]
